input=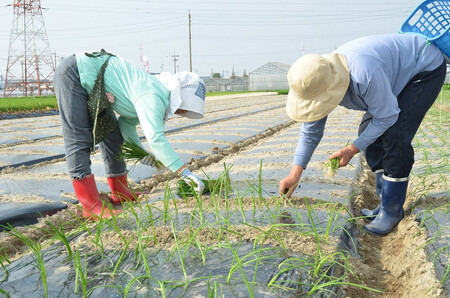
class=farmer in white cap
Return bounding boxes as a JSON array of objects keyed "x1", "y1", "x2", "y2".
[
  {"x1": 54, "y1": 50, "x2": 206, "y2": 220},
  {"x1": 279, "y1": 34, "x2": 446, "y2": 236}
]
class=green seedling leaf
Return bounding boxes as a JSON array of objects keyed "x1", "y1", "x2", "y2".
[
  {"x1": 324, "y1": 157, "x2": 340, "y2": 177},
  {"x1": 177, "y1": 179, "x2": 219, "y2": 197},
  {"x1": 118, "y1": 138, "x2": 164, "y2": 169},
  {"x1": 177, "y1": 175, "x2": 231, "y2": 197}
]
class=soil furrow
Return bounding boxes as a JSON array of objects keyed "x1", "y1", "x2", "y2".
[{"x1": 346, "y1": 161, "x2": 444, "y2": 297}]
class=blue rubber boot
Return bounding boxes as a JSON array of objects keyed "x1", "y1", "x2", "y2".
[
  {"x1": 361, "y1": 171, "x2": 383, "y2": 220},
  {"x1": 364, "y1": 176, "x2": 408, "y2": 236}
]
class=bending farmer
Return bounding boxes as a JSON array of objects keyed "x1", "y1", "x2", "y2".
[
  {"x1": 279, "y1": 34, "x2": 446, "y2": 236},
  {"x1": 54, "y1": 50, "x2": 206, "y2": 220}
]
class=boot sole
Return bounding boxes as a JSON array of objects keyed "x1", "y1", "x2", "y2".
[
  {"x1": 363, "y1": 219, "x2": 402, "y2": 236},
  {"x1": 363, "y1": 226, "x2": 391, "y2": 236},
  {"x1": 108, "y1": 192, "x2": 144, "y2": 205},
  {"x1": 361, "y1": 209, "x2": 405, "y2": 223}
]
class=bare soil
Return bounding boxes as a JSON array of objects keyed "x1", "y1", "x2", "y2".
[
  {"x1": 1, "y1": 161, "x2": 443, "y2": 297},
  {"x1": 0, "y1": 108, "x2": 446, "y2": 296},
  {"x1": 346, "y1": 163, "x2": 444, "y2": 297}
]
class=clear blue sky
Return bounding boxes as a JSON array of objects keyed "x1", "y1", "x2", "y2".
[{"x1": 0, "y1": 0, "x2": 423, "y2": 77}]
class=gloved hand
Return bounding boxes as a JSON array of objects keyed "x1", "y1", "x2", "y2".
[
  {"x1": 179, "y1": 168, "x2": 205, "y2": 193},
  {"x1": 139, "y1": 154, "x2": 157, "y2": 167}
]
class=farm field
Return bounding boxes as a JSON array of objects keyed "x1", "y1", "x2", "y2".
[{"x1": 0, "y1": 92, "x2": 448, "y2": 297}]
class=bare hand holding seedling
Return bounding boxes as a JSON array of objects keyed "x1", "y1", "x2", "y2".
[
  {"x1": 279, "y1": 165, "x2": 303, "y2": 198},
  {"x1": 328, "y1": 143, "x2": 359, "y2": 168}
]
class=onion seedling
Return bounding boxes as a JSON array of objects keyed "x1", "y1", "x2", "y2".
[
  {"x1": 177, "y1": 163, "x2": 232, "y2": 197},
  {"x1": 119, "y1": 138, "x2": 164, "y2": 169},
  {"x1": 0, "y1": 253, "x2": 10, "y2": 282},
  {"x1": 324, "y1": 157, "x2": 340, "y2": 177},
  {"x1": 176, "y1": 178, "x2": 218, "y2": 196},
  {"x1": 325, "y1": 141, "x2": 354, "y2": 176},
  {"x1": 7, "y1": 227, "x2": 48, "y2": 297},
  {"x1": 73, "y1": 250, "x2": 89, "y2": 296}
]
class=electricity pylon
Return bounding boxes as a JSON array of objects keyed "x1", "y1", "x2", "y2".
[{"x1": 4, "y1": 0, "x2": 55, "y2": 97}]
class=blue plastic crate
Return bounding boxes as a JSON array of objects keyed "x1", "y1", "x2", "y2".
[{"x1": 400, "y1": 0, "x2": 450, "y2": 58}]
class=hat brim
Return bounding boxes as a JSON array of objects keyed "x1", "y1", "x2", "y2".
[
  {"x1": 286, "y1": 53, "x2": 349, "y2": 122},
  {"x1": 178, "y1": 89, "x2": 205, "y2": 119}
]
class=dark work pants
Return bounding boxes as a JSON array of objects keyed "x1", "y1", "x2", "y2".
[{"x1": 358, "y1": 60, "x2": 447, "y2": 178}]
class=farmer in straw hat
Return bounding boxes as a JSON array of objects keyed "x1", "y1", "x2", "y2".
[
  {"x1": 54, "y1": 50, "x2": 206, "y2": 220},
  {"x1": 279, "y1": 34, "x2": 446, "y2": 236}
]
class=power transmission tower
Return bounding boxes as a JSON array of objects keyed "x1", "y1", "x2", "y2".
[{"x1": 4, "y1": 0, "x2": 55, "y2": 97}]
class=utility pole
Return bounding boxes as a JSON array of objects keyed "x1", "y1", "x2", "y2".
[
  {"x1": 4, "y1": 0, "x2": 55, "y2": 97},
  {"x1": 139, "y1": 45, "x2": 148, "y2": 73},
  {"x1": 188, "y1": 9, "x2": 192, "y2": 72},
  {"x1": 170, "y1": 52, "x2": 180, "y2": 74}
]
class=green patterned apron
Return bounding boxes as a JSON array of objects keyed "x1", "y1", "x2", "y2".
[{"x1": 85, "y1": 49, "x2": 118, "y2": 151}]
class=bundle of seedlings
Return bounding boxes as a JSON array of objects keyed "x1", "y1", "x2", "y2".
[
  {"x1": 324, "y1": 157, "x2": 340, "y2": 177},
  {"x1": 324, "y1": 141, "x2": 354, "y2": 177},
  {"x1": 118, "y1": 139, "x2": 164, "y2": 170},
  {"x1": 177, "y1": 164, "x2": 232, "y2": 197}
]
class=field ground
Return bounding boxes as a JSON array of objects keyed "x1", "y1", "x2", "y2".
[{"x1": 0, "y1": 93, "x2": 448, "y2": 297}]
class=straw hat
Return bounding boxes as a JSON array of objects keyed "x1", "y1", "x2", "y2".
[{"x1": 286, "y1": 53, "x2": 350, "y2": 122}]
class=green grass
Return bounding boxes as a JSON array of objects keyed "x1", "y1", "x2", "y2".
[
  {"x1": 436, "y1": 84, "x2": 450, "y2": 108},
  {"x1": 205, "y1": 90, "x2": 278, "y2": 97},
  {"x1": 0, "y1": 91, "x2": 278, "y2": 113},
  {"x1": 277, "y1": 89, "x2": 289, "y2": 95},
  {"x1": 441, "y1": 83, "x2": 450, "y2": 91},
  {"x1": 0, "y1": 95, "x2": 58, "y2": 113}
]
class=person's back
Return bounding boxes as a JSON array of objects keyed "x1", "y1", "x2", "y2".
[
  {"x1": 336, "y1": 34, "x2": 443, "y2": 97},
  {"x1": 280, "y1": 33, "x2": 446, "y2": 236},
  {"x1": 76, "y1": 52, "x2": 170, "y2": 118}
]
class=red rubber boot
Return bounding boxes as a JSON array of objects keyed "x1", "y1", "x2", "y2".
[
  {"x1": 72, "y1": 174, "x2": 120, "y2": 220},
  {"x1": 107, "y1": 174, "x2": 142, "y2": 204}
]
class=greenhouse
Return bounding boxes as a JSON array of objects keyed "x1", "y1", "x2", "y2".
[{"x1": 249, "y1": 62, "x2": 290, "y2": 91}]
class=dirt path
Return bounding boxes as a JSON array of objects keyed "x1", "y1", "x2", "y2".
[{"x1": 346, "y1": 162, "x2": 444, "y2": 297}]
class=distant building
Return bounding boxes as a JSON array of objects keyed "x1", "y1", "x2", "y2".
[
  {"x1": 248, "y1": 62, "x2": 290, "y2": 91},
  {"x1": 203, "y1": 77, "x2": 248, "y2": 92},
  {"x1": 229, "y1": 77, "x2": 248, "y2": 91},
  {"x1": 202, "y1": 61, "x2": 449, "y2": 95},
  {"x1": 203, "y1": 77, "x2": 228, "y2": 92}
]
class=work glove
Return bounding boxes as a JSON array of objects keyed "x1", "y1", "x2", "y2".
[
  {"x1": 179, "y1": 168, "x2": 205, "y2": 193},
  {"x1": 139, "y1": 154, "x2": 157, "y2": 167}
]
